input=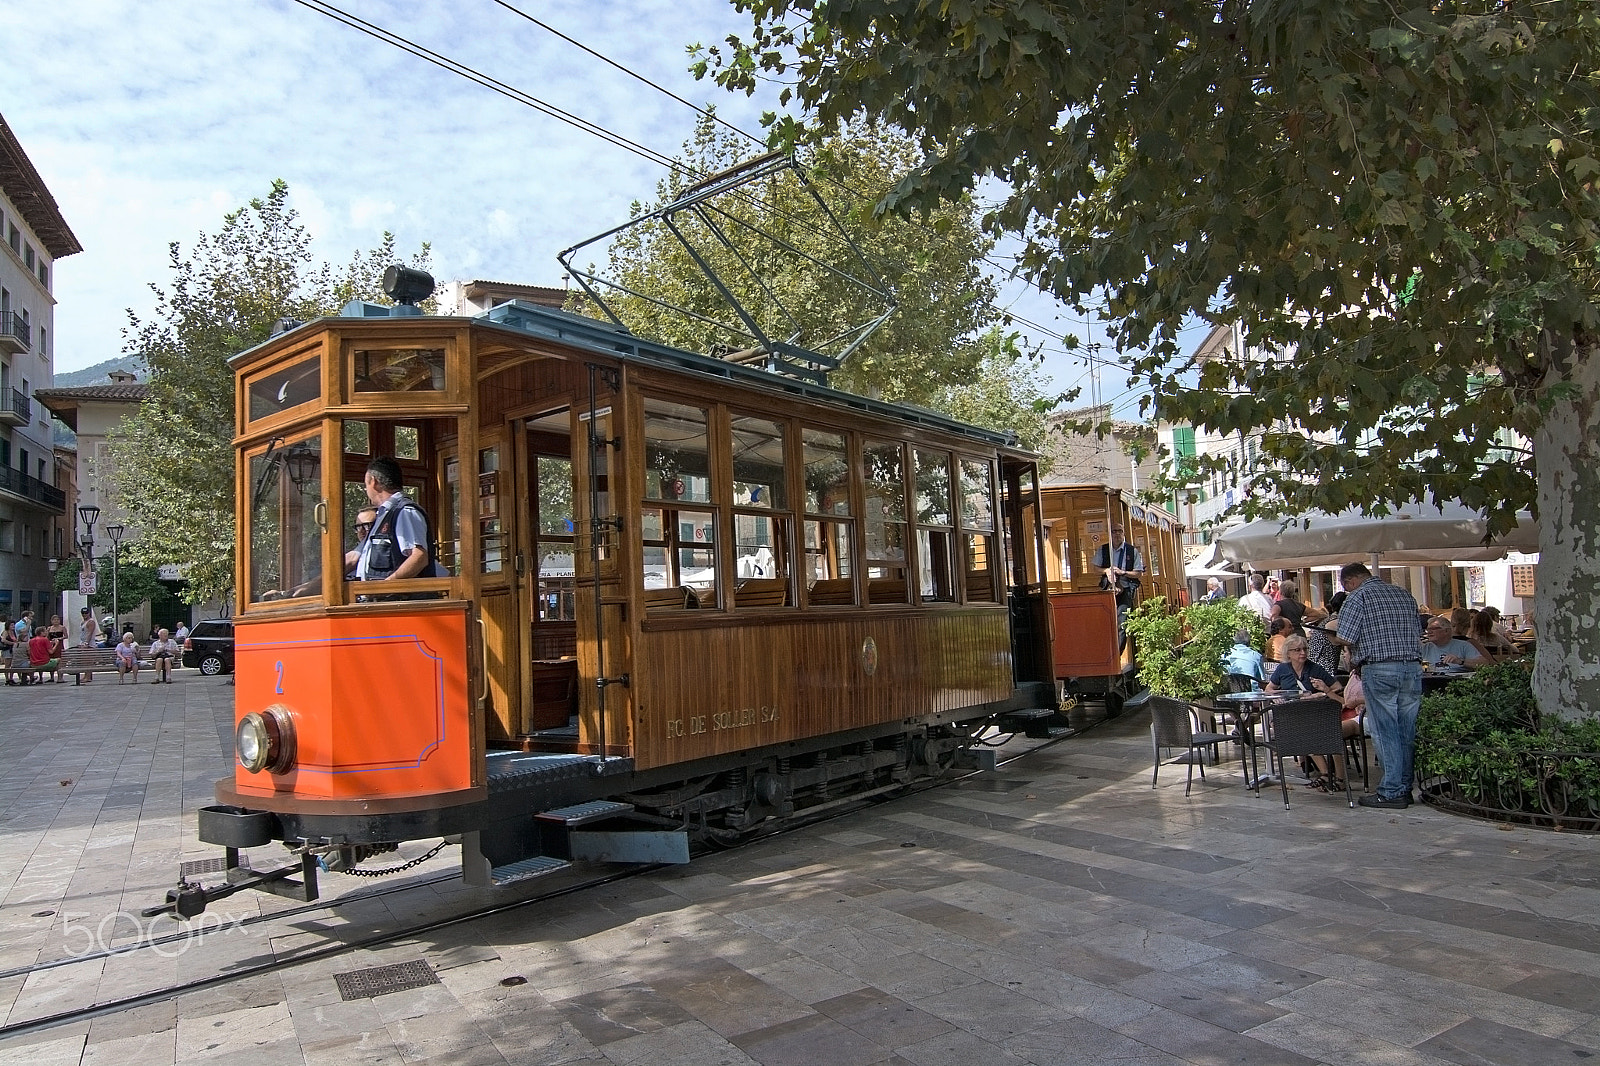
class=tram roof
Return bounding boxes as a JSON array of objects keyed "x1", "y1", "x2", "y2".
[{"x1": 237, "y1": 301, "x2": 1029, "y2": 454}]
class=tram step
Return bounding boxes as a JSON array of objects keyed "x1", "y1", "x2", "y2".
[
  {"x1": 1031, "y1": 724, "x2": 1076, "y2": 739},
  {"x1": 998, "y1": 707, "x2": 1055, "y2": 731},
  {"x1": 489, "y1": 855, "x2": 571, "y2": 885},
  {"x1": 536, "y1": 799, "x2": 635, "y2": 826}
]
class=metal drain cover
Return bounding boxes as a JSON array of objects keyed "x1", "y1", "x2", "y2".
[
  {"x1": 180, "y1": 855, "x2": 249, "y2": 877},
  {"x1": 335, "y1": 959, "x2": 440, "y2": 1000}
]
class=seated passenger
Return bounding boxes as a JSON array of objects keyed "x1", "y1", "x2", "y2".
[
  {"x1": 27, "y1": 626, "x2": 60, "y2": 683},
  {"x1": 1423, "y1": 617, "x2": 1484, "y2": 667},
  {"x1": 115, "y1": 632, "x2": 140, "y2": 684},
  {"x1": 1265, "y1": 616, "x2": 1299, "y2": 662},
  {"x1": 1470, "y1": 607, "x2": 1517, "y2": 661},
  {"x1": 1221, "y1": 629, "x2": 1265, "y2": 685},
  {"x1": 1265, "y1": 636, "x2": 1341, "y2": 697},
  {"x1": 147, "y1": 628, "x2": 179, "y2": 683}
]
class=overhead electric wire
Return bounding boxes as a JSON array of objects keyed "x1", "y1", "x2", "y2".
[{"x1": 293, "y1": 0, "x2": 1159, "y2": 391}]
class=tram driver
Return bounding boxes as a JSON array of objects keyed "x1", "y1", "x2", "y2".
[
  {"x1": 1094, "y1": 523, "x2": 1144, "y2": 641},
  {"x1": 354, "y1": 456, "x2": 445, "y2": 596}
]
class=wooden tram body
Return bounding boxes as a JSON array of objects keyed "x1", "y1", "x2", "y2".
[
  {"x1": 1032, "y1": 485, "x2": 1186, "y2": 711},
  {"x1": 197, "y1": 298, "x2": 1058, "y2": 899}
]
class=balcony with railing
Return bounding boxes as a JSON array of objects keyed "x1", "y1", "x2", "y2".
[
  {"x1": 0, "y1": 387, "x2": 30, "y2": 427},
  {"x1": 0, "y1": 311, "x2": 29, "y2": 356},
  {"x1": 0, "y1": 463, "x2": 65, "y2": 511}
]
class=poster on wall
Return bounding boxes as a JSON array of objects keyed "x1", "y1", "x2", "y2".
[
  {"x1": 1511, "y1": 565, "x2": 1537, "y2": 599},
  {"x1": 1465, "y1": 567, "x2": 1485, "y2": 608}
]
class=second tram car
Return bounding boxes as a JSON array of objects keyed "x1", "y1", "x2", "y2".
[
  {"x1": 1034, "y1": 485, "x2": 1186, "y2": 715},
  {"x1": 177, "y1": 284, "x2": 1067, "y2": 912}
]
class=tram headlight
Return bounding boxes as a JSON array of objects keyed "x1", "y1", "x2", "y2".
[{"x1": 236, "y1": 706, "x2": 296, "y2": 774}]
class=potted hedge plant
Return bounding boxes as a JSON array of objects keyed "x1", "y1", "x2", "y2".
[
  {"x1": 1415, "y1": 660, "x2": 1600, "y2": 828},
  {"x1": 1125, "y1": 597, "x2": 1263, "y2": 702}
]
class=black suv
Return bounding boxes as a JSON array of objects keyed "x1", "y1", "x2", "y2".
[{"x1": 182, "y1": 620, "x2": 235, "y2": 675}]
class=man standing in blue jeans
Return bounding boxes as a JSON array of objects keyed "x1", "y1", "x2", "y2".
[{"x1": 1332, "y1": 562, "x2": 1423, "y2": 808}]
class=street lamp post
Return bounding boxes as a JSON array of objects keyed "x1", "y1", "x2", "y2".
[{"x1": 107, "y1": 523, "x2": 125, "y2": 633}]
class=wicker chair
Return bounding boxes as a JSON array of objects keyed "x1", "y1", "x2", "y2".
[
  {"x1": 1150, "y1": 696, "x2": 1234, "y2": 796},
  {"x1": 1261, "y1": 697, "x2": 1354, "y2": 809}
]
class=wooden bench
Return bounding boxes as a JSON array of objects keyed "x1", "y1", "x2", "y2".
[
  {"x1": 734, "y1": 577, "x2": 789, "y2": 608},
  {"x1": 643, "y1": 586, "x2": 695, "y2": 610},
  {"x1": 58, "y1": 646, "x2": 138, "y2": 684},
  {"x1": 807, "y1": 577, "x2": 855, "y2": 606}
]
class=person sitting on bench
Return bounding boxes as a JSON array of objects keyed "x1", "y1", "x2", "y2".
[
  {"x1": 115, "y1": 632, "x2": 140, "y2": 684},
  {"x1": 27, "y1": 625, "x2": 61, "y2": 683},
  {"x1": 147, "y1": 628, "x2": 179, "y2": 683}
]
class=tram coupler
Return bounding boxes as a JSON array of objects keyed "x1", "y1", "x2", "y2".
[{"x1": 142, "y1": 849, "x2": 321, "y2": 919}]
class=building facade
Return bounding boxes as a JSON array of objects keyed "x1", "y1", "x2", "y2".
[{"x1": 0, "y1": 114, "x2": 80, "y2": 621}]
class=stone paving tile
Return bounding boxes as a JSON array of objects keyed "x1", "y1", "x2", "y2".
[{"x1": 2, "y1": 690, "x2": 1599, "y2": 1066}]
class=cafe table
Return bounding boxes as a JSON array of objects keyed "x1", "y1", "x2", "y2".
[
  {"x1": 1212, "y1": 690, "x2": 1288, "y2": 793},
  {"x1": 1422, "y1": 663, "x2": 1474, "y2": 694}
]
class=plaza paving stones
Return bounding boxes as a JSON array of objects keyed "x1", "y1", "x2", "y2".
[{"x1": 1, "y1": 674, "x2": 1597, "y2": 1065}]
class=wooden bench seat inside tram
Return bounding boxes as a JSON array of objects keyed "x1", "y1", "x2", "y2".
[
  {"x1": 734, "y1": 577, "x2": 788, "y2": 608},
  {"x1": 807, "y1": 578, "x2": 854, "y2": 606},
  {"x1": 868, "y1": 577, "x2": 908, "y2": 604},
  {"x1": 644, "y1": 586, "x2": 695, "y2": 610}
]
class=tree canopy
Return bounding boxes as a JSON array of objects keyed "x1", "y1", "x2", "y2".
[
  {"x1": 584, "y1": 114, "x2": 1052, "y2": 436},
  {"x1": 108, "y1": 180, "x2": 429, "y2": 605},
  {"x1": 697, "y1": 1, "x2": 1599, "y2": 716}
]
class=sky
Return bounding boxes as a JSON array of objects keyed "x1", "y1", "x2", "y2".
[{"x1": 7, "y1": 0, "x2": 1159, "y2": 414}]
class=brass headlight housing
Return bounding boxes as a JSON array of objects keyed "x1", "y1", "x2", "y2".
[{"x1": 235, "y1": 705, "x2": 296, "y2": 774}]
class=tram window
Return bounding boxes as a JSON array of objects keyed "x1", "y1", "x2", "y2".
[
  {"x1": 643, "y1": 400, "x2": 711, "y2": 504},
  {"x1": 914, "y1": 449, "x2": 955, "y2": 602},
  {"x1": 803, "y1": 520, "x2": 853, "y2": 601},
  {"x1": 352, "y1": 347, "x2": 445, "y2": 393},
  {"x1": 960, "y1": 459, "x2": 998, "y2": 602},
  {"x1": 440, "y1": 456, "x2": 461, "y2": 575},
  {"x1": 966, "y1": 533, "x2": 998, "y2": 601},
  {"x1": 395, "y1": 425, "x2": 420, "y2": 460},
  {"x1": 803, "y1": 429, "x2": 850, "y2": 515},
  {"x1": 862, "y1": 440, "x2": 908, "y2": 603},
  {"x1": 536, "y1": 455, "x2": 576, "y2": 621},
  {"x1": 343, "y1": 420, "x2": 370, "y2": 455},
  {"x1": 248, "y1": 436, "x2": 323, "y2": 604},
  {"x1": 641, "y1": 506, "x2": 718, "y2": 607},
  {"x1": 732, "y1": 415, "x2": 786, "y2": 509},
  {"x1": 479, "y1": 447, "x2": 502, "y2": 574},
  {"x1": 734, "y1": 512, "x2": 788, "y2": 605},
  {"x1": 247, "y1": 355, "x2": 320, "y2": 423}
]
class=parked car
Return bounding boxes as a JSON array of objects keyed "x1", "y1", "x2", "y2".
[{"x1": 182, "y1": 620, "x2": 235, "y2": 675}]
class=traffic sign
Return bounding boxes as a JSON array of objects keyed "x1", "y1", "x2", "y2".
[{"x1": 79, "y1": 573, "x2": 97, "y2": 596}]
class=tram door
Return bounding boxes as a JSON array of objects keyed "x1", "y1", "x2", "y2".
[{"x1": 512, "y1": 410, "x2": 582, "y2": 737}]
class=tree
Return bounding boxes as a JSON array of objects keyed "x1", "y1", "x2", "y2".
[
  {"x1": 108, "y1": 180, "x2": 429, "y2": 605},
  {"x1": 698, "y1": 3, "x2": 1599, "y2": 719},
  {"x1": 586, "y1": 114, "x2": 1051, "y2": 429}
]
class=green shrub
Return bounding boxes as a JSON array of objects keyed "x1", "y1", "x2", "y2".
[
  {"x1": 1416, "y1": 660, "x2": 1600, "y2": 819},
  {"x1": 1124, "y1": 597, "x2": 1261, "y2": 701}
]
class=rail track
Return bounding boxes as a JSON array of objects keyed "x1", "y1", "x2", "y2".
[{"x1": 0, "y1": 728, "x2": 1074, "y2": 1042}]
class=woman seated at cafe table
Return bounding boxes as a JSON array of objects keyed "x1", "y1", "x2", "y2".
[
  {"x1": 1265, "y1": 635, "x2": 1343, "y2": 698},
  {"x1": 1423, "y1": 617, "x2": 1485, "y2": 667}
]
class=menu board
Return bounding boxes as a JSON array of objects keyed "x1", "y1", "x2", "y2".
[{"x1": 1511, "y1": 565, "x2": 1537, "y2": 599}]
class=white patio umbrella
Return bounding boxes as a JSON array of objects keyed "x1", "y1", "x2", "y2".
[
  {"x1": 1216, "y1": 500, "x2": 1538, "y2": 571},
  {"x1": 1185, "y1": 541, "x2": 1245, "y2": 580}
]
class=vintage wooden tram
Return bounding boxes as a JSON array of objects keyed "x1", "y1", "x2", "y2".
[
  {"x1": 174, "y1": 281, "x2": 1075, "y2": 913},
  {"x1": 1033, "y1": 485, "x2": 1186, "y2": 715}
]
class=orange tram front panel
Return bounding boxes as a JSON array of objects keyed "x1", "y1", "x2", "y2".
[{"x1": 230, "y1": 606, "x2": 482, "y2": 804}]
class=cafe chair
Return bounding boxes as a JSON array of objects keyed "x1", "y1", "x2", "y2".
[
  {"x1": 1224, "y1": 672, "x2": 1261, "y2": 694},
  {"x1": 1261, "y1": 697, "x2": 1354, "y2": 810},
  {"x1": 1346, "y1": 708, "x2": 1370, "y2": 791},
  {"x1": 1150, "y1": 696, "x2": 1234, "y2": 796}
]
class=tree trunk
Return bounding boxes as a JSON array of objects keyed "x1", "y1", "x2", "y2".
[{"x1": 1532, "y1": 343, "x2": 1600, "y2": 722}]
